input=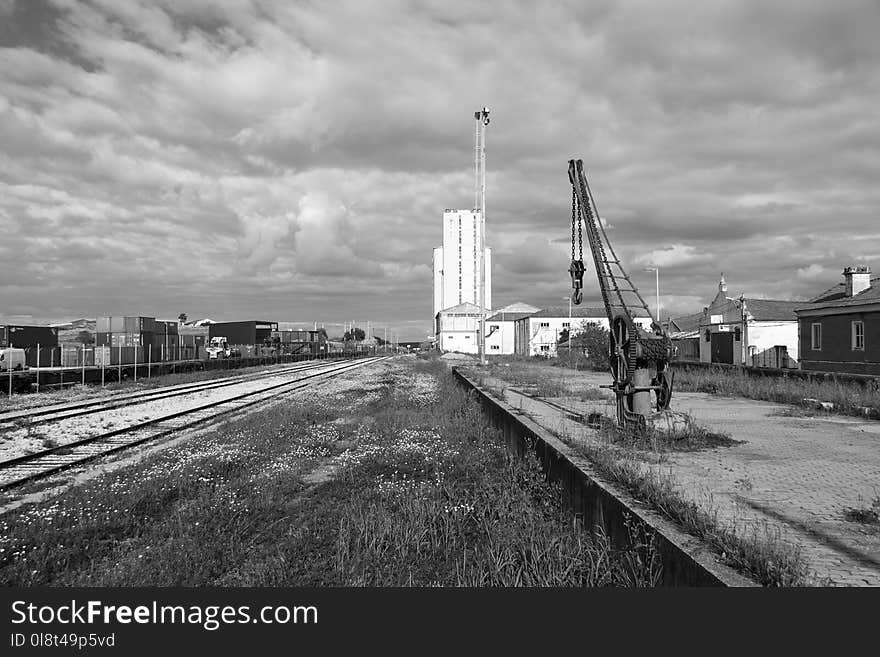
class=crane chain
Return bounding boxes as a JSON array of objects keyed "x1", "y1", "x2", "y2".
[{"x1": 571, "y1": 188, "x2": 576, "y2": 263}]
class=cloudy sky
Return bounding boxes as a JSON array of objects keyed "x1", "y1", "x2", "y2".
[{"x1": 1, "y1": 0, "x2": 879, "y2": 340}]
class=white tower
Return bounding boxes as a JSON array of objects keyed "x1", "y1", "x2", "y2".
[{"x1": 432, "y1": 210, "x2": 491, "y2": 317}]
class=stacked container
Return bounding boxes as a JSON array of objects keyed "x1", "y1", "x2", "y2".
[
  {"x1": 151, "y1": 320, "x2": 181, "y2": 361},
  {"x1": 95, "y1": 316, "x2": 157, "y2": 364},
  {"x1": 179, "y1": 325, "x2": 209, "y2": 360}
]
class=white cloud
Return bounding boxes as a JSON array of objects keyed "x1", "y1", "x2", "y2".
[{"x1": 1, "y1": 0, "x2": 879, "y2": 336}]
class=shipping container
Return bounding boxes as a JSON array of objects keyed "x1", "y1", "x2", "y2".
[
  {"x1": 21, "y1": 345, "x2": 55, "y2": 367},
  {"x1": 98, "y1": 316, "x2": 157, "y2": 334},
  {"x1": 156, "y1": 320, "x2": 179, "y2": 336},
  {"x1": 1, "y1": 325, "x2": 59, "y2": 349},
  {"x1": 94, "y1": 346, "x2": 111, "y2": 367},
  {"x1": 150, "y1": 333, "x2": 180, "y2": 361},
  {"x1": 60, "y1": 345, "x2": 92, "y2": 368}
]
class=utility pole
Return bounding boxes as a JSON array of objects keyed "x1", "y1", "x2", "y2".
[
  {"x1": 474, "y1": 107, "x2": 490, "y2": 365},
  {"x1": 562, "y1": 296, "x2": 572, "y2": 356}
]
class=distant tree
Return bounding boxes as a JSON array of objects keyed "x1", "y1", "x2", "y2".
[
  {"x1": 353, "y1": 327, "x2": 365, "y2": 342},
  {"x1": 178, "y1": 313, "x2": 187, "y2": 324},
  {"x1": 77, "y1": 330, "x2": 94, "y2": 345},
  {"x1": 557, "y1": 328, "x2": 570, "y2": 344},
  {"x1": 574, "y1": 322, "x2": 611, "y2": 370}
]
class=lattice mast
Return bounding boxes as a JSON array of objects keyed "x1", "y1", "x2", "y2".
[
  {"x1": 568, "y1": 159, "x2": 656, "y2": 328},
  {"x1": 474, "y1": 108, "x2": 490, "y2": 363}
]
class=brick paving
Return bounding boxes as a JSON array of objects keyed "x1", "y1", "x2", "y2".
[{"x1": 472, "y1": 366, "x2": 880, "y2": 586}]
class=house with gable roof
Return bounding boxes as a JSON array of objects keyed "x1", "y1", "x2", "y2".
[
  {"x1": 698, "y1": 274, "x2": 800, "y2": 368},
  {"x1": 795, "y1": 265, "x2": 880, "y2": 375}
]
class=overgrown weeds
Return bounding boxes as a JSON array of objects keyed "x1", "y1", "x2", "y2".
[
  {"x1": 843, "y1": 497, "x2": 880, "y2": 525},
  {"x1": 673, "y1": 366, "x2": 880, "y2": 418},
  {"x1": 570, "y1": 443, "x2": 808, "y2": 586},
  {"x1": 0, "y1": 359, "x2": 658, "y2": 587},
  {"x1": 586, "y1": 412, "x2": 742, "y2": 453}
]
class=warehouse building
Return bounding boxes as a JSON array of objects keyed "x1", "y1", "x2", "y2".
[
  {"x1": 514, "y1": 307, "x2": 653, "y2": 357},
  {"x1": 208, "y1": 321, "x2": 278, "y2": 346},
  {"x1": 484, "y1": 303, "x2": 540, "y2": 355},
  {"x1": 434, "y1": 302, "x2": 483, "y2": 354},
  {"x1": 0, "y1": 324, "x2": 59, "y2": 366}
]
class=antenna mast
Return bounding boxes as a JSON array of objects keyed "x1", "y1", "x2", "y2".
[{"x1": 474, "y1": 107, "x2": 490, "y2": 363}]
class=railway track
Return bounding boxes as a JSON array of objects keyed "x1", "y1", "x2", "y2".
[
  {"x1": 0, "y1": 357, "x2": 350, "y2": 429},
  {"x1": 0, "y1": 356, "x2": 386, "y2": 492}
]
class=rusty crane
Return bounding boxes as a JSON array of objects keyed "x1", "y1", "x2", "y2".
[{"x1": 567, "y1": 159, "x2": 675, "y2": 432}]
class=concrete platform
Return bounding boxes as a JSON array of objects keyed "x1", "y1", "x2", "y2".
[{"x1": 467, "y1": 364, "x2": 880, "y2": 586}]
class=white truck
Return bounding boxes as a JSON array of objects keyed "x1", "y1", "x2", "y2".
[
  {"x1": 206, "y1": 337, "x2": 230, "y2": 359},
  {"x1": 0, "y1": 347, "x2": 27, "y2": 371}
]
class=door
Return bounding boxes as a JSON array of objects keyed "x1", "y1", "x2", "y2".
[{"x1": 710, "y1": 332, "x2": 734, "y2": 364}]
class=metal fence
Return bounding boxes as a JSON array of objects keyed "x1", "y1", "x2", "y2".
[{"x1": 750, "y1": 345, "x2": 797, "y2": 369}]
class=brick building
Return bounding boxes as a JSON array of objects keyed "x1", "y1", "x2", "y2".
[{"x1": 795, "y1": 266, "x2": 880, "y2": 375}]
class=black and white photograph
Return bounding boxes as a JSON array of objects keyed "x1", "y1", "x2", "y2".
[{"x1": 1, "y1": 0, "x2": 879, "y2": 647}]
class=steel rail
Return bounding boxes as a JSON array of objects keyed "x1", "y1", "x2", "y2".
[
  {"x1": 0, "y1": 356, "x2": 386, "y2": 492},
  {"x1": 0, "y1": 358, "x2": 354, "y2": 428}
]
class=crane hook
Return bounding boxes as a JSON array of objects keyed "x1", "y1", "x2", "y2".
[{"x1": 569, "y1": 259, "x2": 585, "y2": 305}]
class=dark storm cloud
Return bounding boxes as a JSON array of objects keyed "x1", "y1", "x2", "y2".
[{"x1": 1, "y1": 0, "x2": 879, "y2": 337}]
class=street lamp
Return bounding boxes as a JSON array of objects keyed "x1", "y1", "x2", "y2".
[
  {"x1": 561, "y1": 296, "x2": 572, "y2": 356},
  {"x1": 643, "y1": 267, "x2": 660, "y2": 323}
]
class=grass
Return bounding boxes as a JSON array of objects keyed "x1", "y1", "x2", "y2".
[
  {"x1": 673, "y1": 365, "x2": 880, "y2": 418},
  {"x1": 843, "y1": 496, "x2": 880, "y2": 525},
  {"x1": 564, "y1": 438, "x2": 809, "y2": 586},
  {"x1": 483, "y1": 359, "x2": 605, "y2": 403},
  {"x1": 0, "y1": 357, "x2": 658, "y2": 587},
  {"x1": 585, "y1": 411, "x2": 743, "y2": 454}
]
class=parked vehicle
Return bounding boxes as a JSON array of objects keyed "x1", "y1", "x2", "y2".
[
  {"x1": 0, "y1": 348, "x2": 27, "y2": 371},
  {"x1": 206, "y1": 337, "x2": 231, "y2": 359}
]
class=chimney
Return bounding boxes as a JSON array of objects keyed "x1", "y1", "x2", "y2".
[{"x1": 843, "y1": 265, "x2": 872, "y2": 297}]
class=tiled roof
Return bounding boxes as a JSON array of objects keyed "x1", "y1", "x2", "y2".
[
  {"x1": 530, "y1": 306, "x2": 650, "y2": 318},
  {"x1": 486, "y1": 312, "x2": 533, "y2": 322},
  {"x1": 796, "y1": 283, "x2": 880, "y2": 312},
  {"x1": 741, "y1": 298, "x2": 801, "y2": 321},
  {"x1": 808, "y1": 276, "x2": 880, "y2": 303},
  {"x1": 436, "y1": 302, "x2": 485, "y2": 317},
  {"x1": 667, "y1": 312, "x2": 702, "y2": 333},
  {"x1": 492, "y1": 302, "x2": 540, "y2": 314}
]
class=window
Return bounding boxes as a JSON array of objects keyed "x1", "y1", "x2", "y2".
[
  {"x1": 490, "y1": 345, "x2": 500, "y2": 351},
  {"x1": 734, "y1": 327, "x2": 741, "y2": 341},
  {"x1": 852, "y1": 321, "x2": 864, "y2": 350},
  {"x1": 540, "y1": 322, "x2": 550, "y2": 328},
  {"x1": 562, "y1": 322, "x2": 570, "y2": 328},
  {"x1": 490, "y1": 324, "x2": 499, "y2": 330},
  {"x1": 811, "y1": 323, "x2": 822, "y2": 350},
  {"x1": 464, "y1": 335, "x2": 471, "y2": 339},
  {"x1": 704, "y1": 329, "x2": 711, "y2": 342},
  {"x1": 540, "y1": 345, "x2": 550, "y2": 351}
]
